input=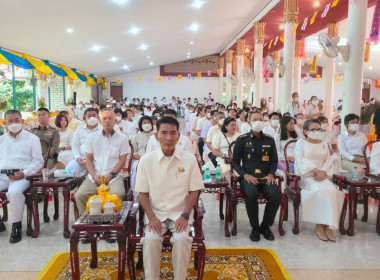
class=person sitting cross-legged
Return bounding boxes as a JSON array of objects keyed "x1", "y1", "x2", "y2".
[
  {"x1": 0, "y1": 110, "x2": 44, "y2": 243},
  {"x1": 135, "y1": 116, "x2": 204, "y2": 280},
  {"x1": 74, "y1": 109, "x2": 130, "y2": 216}
]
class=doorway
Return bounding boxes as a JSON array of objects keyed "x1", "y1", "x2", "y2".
[{"x1": 110, "y1": 83, "x2": 123, "y2": 102}]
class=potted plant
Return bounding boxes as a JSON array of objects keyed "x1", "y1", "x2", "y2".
[
  {"x1": 38, "y1": 98, "x2": 45, "y2": 108},
  {"x1": 360, "y1": 103, "x2": 377, "y2": 135},
  {"x1": 0, "y1": 97, "x2": 7, "y2": 119}
]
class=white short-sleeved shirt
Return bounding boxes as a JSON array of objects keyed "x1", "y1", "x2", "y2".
[
  {"x1": 145, "y1": 134, "x2": 194, "y2": 154},
  {"x1": 338, "y1": 131, "x2": 368, "y2": 161},
  {"x1": 206, "y1": 125, "x2": 220, "y2": 143},
  {"x1": 196, "y1": 117, "x2": 210, "y2": 131},
  {"x1": 262, "y1": 125, "x2": 280, "y2": 139},
  {"x1": 71, "y1": 124, "x2": 102, "y2": 159},
  {"x1": 85, "y1": 130, "x2": 130, "y2": 182},
  {"x1": 212, "y1": 131, "x2": 240, "y2": 156},
  {"x1": 304, "y1": 105, "x2": 320, "y2": 117},
  {"x1": 370, "y1": 142, "x2": 380, "y2": 175},
  {"x1": 135, "y1": 148, "x2": 204, "y2": 222}
]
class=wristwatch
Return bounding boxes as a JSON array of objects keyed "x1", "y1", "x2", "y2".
[
  {"x1": 110, "y1": 172, "x2": 117, "y2": 179},
  {"x1": 181, "y1": 213, "x2": 189, "y2": 220}
]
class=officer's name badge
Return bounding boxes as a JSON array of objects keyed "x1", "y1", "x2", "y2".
[
  {"x1": 262, "y1": 145, "x2": 271, "y2": 148},
  {"x1": 248, "y1": 154, "x2": 251, "y2": 159},
  {"x1": 178, "y1": 167, "x2": 185, "y2": 173},
  {"x1": 255, "y1": 169, "x2": 261, "y2": 174},
  {"x1": 262, "y1": 155, "x2": 269, "y2": 161}
]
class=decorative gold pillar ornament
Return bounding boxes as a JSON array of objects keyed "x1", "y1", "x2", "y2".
[
  {"x1": 327, "y1": 22, "x2": 339, "y2": 38},
  {"x1": 284, "y1": 0, "x2": 298, "y2": 23},
  {"x1": 36, "y1": 70, "x2": 46, "y2": 81},
  {"x1": 273, "y1": 50, "x2": 281, "y2": 61},
  {"x1": 226, "y1": 50, "x2": 234, "y2": 64},
  {"x1": 237, "y1": 39, "x2": 246, "y2": 56},
  {"x1": 219, "y1": 56, "x2": 225, "y2": 69},
  {"x1": 254, "y1": 22, "x2": 266, "y2": 44}
]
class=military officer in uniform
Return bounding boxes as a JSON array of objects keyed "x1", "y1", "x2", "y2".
[
  {"x1": 232, "y1": 111, "x2": 281, "y2": 242},
  {"x1": 31, "y1": 108, "x2": 60, "y2": 170}
]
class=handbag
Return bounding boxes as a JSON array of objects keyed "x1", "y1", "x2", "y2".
[{"x1": 222, "y1": 133, "x2": 231, "y2": 164}]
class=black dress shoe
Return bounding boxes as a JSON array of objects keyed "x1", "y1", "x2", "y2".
[
  {"x1": 81, "y1": 239, "x2": 90, "y2": 244},
  {"x1": 249, "y1": 228, "x2": 261, "y2": 242},
  {"x1": 260, "y1": 226, "x2": 275, "y2": 241},
  {"x1": 357, "y1": 199, "x2": 364, "y2": 204},
  {"x1": 106, "y1": 239, "x2": 116, "y2": 244},
  {"x1": 0, "y1": 217, "x2": 5, "y2": 232},
  {"x1": 9, "y1": 223, "x2": 22, "y2": 243}
]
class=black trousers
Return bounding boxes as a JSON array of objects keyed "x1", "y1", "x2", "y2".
[
  {"x1": 198, "y1": 137, "x2": 204, "y2": 161},
  {"x1": 239, "y1": 179, "x2": 281, "y2": 229},
  {"x1": 208, "y1": 152, "x2": 218, "y2": 167}
]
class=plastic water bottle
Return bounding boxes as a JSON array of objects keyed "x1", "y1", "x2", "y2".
[
  {"x1": 352, "y1": 166, "x2": 359, "y2": 181},
  {"x1": 215, "y1": 164, "x2": 222, "y2": 182},
  {"x1": 204, "y1": 168, "x2": 212, "y2": 183}
]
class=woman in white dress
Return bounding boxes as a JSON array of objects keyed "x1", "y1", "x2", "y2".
[
  {"x1": 317, "y1": 116, "x2": 342, "y2": 173},
  {"x1": 294, "y1": 119, "x2": 345, "y2": 242},
  {"x1": 236, "y1": 109, "x2": 247, "y2": 131},
  {"x1": 131, "y1": 116, "x2": 154, "y2": 192},
  {"x1": 294, "y1": 113, "x2": 305, "y2": 139},
  {"x1": 212, "y1": 117, "x2": 240, "y2": 182},
  {"x1": 55, "y1": 114, "x2": 74, "y2": 168},
  {"x1": 240, "y1": 112, "x2": 253, "y2": 134},
  {"x1": 304, "y1": 96, "x2": 323, "y2": 119},
  {"x1": 277, "y1": 116, "x2": 298, "y2": 173},
  {"x1": 370, "y1": 141, "x2": 380, "y2": 175}
]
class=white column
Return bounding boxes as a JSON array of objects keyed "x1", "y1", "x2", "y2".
[
  {"x1": 236, "y1": 39, "x2": 246, "y2": 107},
  {"x1": 272, "y1": 50, "x2": 281, "y2": 112},
  {"x1": 342, "y1": 0, "x2": 367, "y2": 123},
  {"x1": 294, "y1": 57, "x2": 302, "y2": 94},
  {"x1": 225, "y1": 50, "x2": 234, "y2": 105},
  {"x1": 253, "y1": 22, "x2": 265, "y2": 108},
  {"x1": 324, "y1": 23, "x2": 339, "y2": 128},
  {"x1": 218, "y1": 57, "x2": 225, "y2": 104},
  {"x1": 66, "y1": 78, "x2": 73, "y2": 102},
  {"x1": 281, "y1": 0, "x2": 298, "y2": 113}
]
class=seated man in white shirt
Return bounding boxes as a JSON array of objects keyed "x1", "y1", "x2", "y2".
[
  {"x1": 136, "y1": 116, "x2": 204, "y2": 280},
  {"x1": 262, "y1": 112, "x2": 281, "y2": 139},
  {"x1": 338, "y1": 113, "x2": 368, "y2": 174},
  {"x1": 0, "y1": 110, "x2": 44, "y2": 243},
  {"x1": 370, "y1": 140, "x2": 380, "y2": 175},
  {"x1": 66, "y1": 108, "x2": 102, "y2": 172},
  {"x1": 75, "y1": 110, "x2": 130, "y2": 216},
  {"x1": 145, "y1": 109, "x2": 193, "y2": 154},
  {"x1": 203, "y1": 110, "x2": 222, "y2": 167},
  {"x1": 114, "y1": 108, "x2": 130, "y2": 137}
]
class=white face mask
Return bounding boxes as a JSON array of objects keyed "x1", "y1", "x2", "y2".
[
  {"x1": 321, "y1": 123, "x2": 328, "y2": 130},
  {"x1": 297, "y1": 119, "x2": 303, "y2": 125},
  {"x1": 295, "y1": 97, "x2": 299, "y2": 102},
  {"x1": 312, "y1": 100, "x2": 318, "y2": 106},
  {"x1": 218, "y1": 119, "x2": 225, "y2": 126},
  {"x1": 142, "y1": 123, "x2": 152, "y2": 132},
  {"x1": 263, "y1": 116, "x2": 269, "y2": 121},
  {"x1": 206, "y1": 113, "x2": 211, "y2": 118},
  {"x1": 87, "y1": 117, "x2": 98, "y2": 126},
  {"x1": 251, "y1": 121, "x2": 265, "y2": 132},
  {"x1": 116, "y1": 116, "x2": 122, "y2": 121},
  {"x1": 349, "y1": 123, "x2": 359, "y2": 132},
  {"x1": 307, "y1": 131, "x2": 321, "y2": 140},
  {"x1": 7, "y1": 123, "x2": 22, "y2": 133},
  {"x1": 271, "y1": 119, "x2": 279, "y2": 127}
]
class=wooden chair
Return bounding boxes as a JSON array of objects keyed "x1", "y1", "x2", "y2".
[
  {"x1": 278, "y1": 139, "x2": 301, "y2": 236},
  {"x1": 225, "y1": 141, "x2": 283, "y2": 237},
  {"x1": 0, "y1": 139, "x2": 50, "y2": 236},
  {"x1": 72, "y1": 140, "x2": 134, "y2": 219},
  {"x1": 361, "y1": 139, "x2": 380, "y2": 227},
  {"x1": 127, "y1": 198, "x2": 206, "y2": 280}
]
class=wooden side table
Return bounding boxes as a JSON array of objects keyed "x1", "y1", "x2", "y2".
[
  {"x1": 333, "y1": 172, "x2": 380, "y2": 236},
  {"x1": 70, "y1": 201, "x2": 132, "y2": 280},
  {"x1": 31, "y1": 173, "x2": 86, "y2": 238}
]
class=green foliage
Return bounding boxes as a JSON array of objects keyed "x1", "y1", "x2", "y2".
[
  {"x1": 0, "y1": 80, "x2": 34, "y2": 112},
  {"x1": 360, "y1": 104, "x2": 378, "y2": 125}
]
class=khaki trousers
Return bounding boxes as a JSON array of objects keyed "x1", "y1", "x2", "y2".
[
  {"x1": 341, "y1": 159, "x2": 366, "y2": 174},
  {"x1": 140, "y1": 219, "x2": 192, "y2": 280},
  {"x1": 74, "y1": 176, "x2": 125, "y2": 215}
]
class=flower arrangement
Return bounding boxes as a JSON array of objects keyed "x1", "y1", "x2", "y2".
[{"x1": 38, "y1": 98, "x2": 45, "y2": 108}]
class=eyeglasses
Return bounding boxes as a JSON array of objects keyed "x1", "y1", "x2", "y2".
[{"x1": 308, "y1": 128, "x2": 322, "y2": 132}]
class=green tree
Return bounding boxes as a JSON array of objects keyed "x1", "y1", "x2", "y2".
[{"x1": 0, "y1": 80, "x2": 34, "y2": 112}]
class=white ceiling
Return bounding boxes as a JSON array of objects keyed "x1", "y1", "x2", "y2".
[
  {"x1": 0, "y1": 0, "x2": 272, "y2": 77},
  {"x1": 304, "y1": 5, "x2": 379, "y2": 80}
]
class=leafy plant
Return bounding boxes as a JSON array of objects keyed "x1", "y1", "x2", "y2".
[
  {"x1": 0, "y1": 80, "x2": 33, "y2": 111},
  {"x1": 360, "y1": 104, "x2": 377, "y2": 125},
  {"x1": 38, "y1": 98, "x2": 45, "y2": 108}
]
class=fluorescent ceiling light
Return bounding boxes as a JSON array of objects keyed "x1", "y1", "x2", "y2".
[
  {"x1": 66, "y1": 28, "x2": 73, "y2": 33},
  {"x1": 110, "y1": 57, "x2": 119, "y2": 62},
  {"x1": 147, "y1": 56, "x2": 150, "y2": 59},
  {"x1": 187, "y1": 52, "x2": 191, "y2": 55},
  {"x1": 90, "y1": 44, "x2": 103, "y2": 52},
  {"x1": 369, "y1": 66, "x2": 373, "y2": 70},
  {"x1": 191, "y1": 0, "x2": 205, "y2": 9},
  {"x1": 122, "y1": 65, "x2": 129, "y2": 70},
  {"x1": 189, "y1": 23, "x2": 200, "y2": 32},
  {"x1": 190, "y1": 41, "x2": 194, "y2": 45},
  {"x1": 113, "y1": 0, "x2": 127, "y2": 4},
  {"x1": 314, "y1": 1, "x2": 320, "y2": 7},
  {"x1": 150, "y1": 62, "x2": 154, "y2": 65},
  {"x1": 139, "y1": 44, "x2": 148, "y2": 50},
  {"x1": 128, "y1": 26, "x2": 140, "y2": 35}
]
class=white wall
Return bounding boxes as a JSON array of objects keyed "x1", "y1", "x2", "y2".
[
  {"x1": 73, "y1": 81, "x2": 92, "y2": 103},
  {"x1": 107, "y1": 67, "x2": 221, "y2": 102}
]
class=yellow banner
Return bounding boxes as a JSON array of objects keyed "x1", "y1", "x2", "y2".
[
  {"x1": 293, "y1": 23, "x2": 299, "y2": 35},
  {"x1": 310, "y1": 11, "x2": 319, "y2": 25},
  {"x1": 268, "y1": 39, "x2": 273, "y2": 49},
  {"x1": 331, "y1": 0, "x2": 339, "y2": 8},
  {"x1": 0, "y1": 53, "x2": 10, "y2": 64},
  {"x1": 59, "y1": 65, "x2": 79, "y2": 80},
  {"x1": 24, "y1": 55, "x2": 53, "y2": 76}
]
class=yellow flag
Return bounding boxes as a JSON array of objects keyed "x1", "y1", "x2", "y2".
[
  {"x1": 316, "y1": 74, "x2": 320, "y2": 80},
  {"x1": 117, "y1": 78, "x2": 121, "y2": 84},
  {"x1": 138, "y1": 77, "x2": 142, "y2": 81},
  {"x1": 335, "y1": 76, "x2": 340, "y2": 82},
  {"x1": 279, "y1": 33, "x2": 284, "y2": 43},
  {"x1": 178, "y1": 75, "x2": 182, "y2": 80},
  {"x1": 217, "y1": 69, "x2": 221, "y2": 75},
  {"x1": 310, "y1": 11, "x2": 318, "y2": 25},
  {"x1": 331, "y1": 0, "x2": 339, "y2": 8},
  {"x1": 197, "y1": 72, "x2": 202, "y2": 78},
  {"x1": 158, "y1": 76, "x2": 162, "y2": 82},
  {"x1": 293, "y1": 23, "x2": 299, "y2": 35},
  {"x1": 268, "y1": 39, "x2": 273, "y2": 49},
  {"x1": 310, "y1": 56, "x2": 317, "y2": 73}
]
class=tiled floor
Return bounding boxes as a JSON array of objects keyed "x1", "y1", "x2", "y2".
[{"x1": 0, "y1": 194, "x2": 379, "y2": 279}]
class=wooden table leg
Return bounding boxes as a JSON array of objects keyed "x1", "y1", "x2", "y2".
[
  {"x1": 70, "y1": 231, "x2": 80, "y2": 280},
  {"x1": 347, "y1": 192, "x2": 356, "y2": 236},
  {"x1": 224, "y1": 189, "x2": 231, "y2": 237},
  {"x1": 219, "y1": 192, "x2": 224, "y2": 220},
  {"x1": 361, "y1": 193, "x2": 369, "y2": 222},
  {"x1": 63, "y1": 189, "x2": 70, "y2": 238},
  {"x1": 53, "y1": 192, "x2": 59, "y2": 220},
  {"x1": 339, "y1": 198, "x2": 348, "y2": 235},
  {"x1": 377, "y1": 201, "x2": 380, "y2": 236},
  {"x1": 43, "y1": 193, "x2": 50, "y2": 223},
  {"x1": 127, "y1": 244, "x2": 136, "y2": 280},
  {"x1": 117, "y1": 231, "x2": 126, "y2": 280},
  {"x1": 31, "y1": 191, "x2": 40, "y2": 238},
  {"x1": 90, "y1": 235, "x2": 98, "y2": 269}
]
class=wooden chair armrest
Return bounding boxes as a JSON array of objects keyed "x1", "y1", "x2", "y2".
[
  {"x1": 285, "y1": 172, "x2": 301, "y2": 181},
  {"x1": 26, "y1": 173, "x2": 42, "y2": 182},
  {"x1": 193, "y1": 198, "x2": 204, "y2": 237}
]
